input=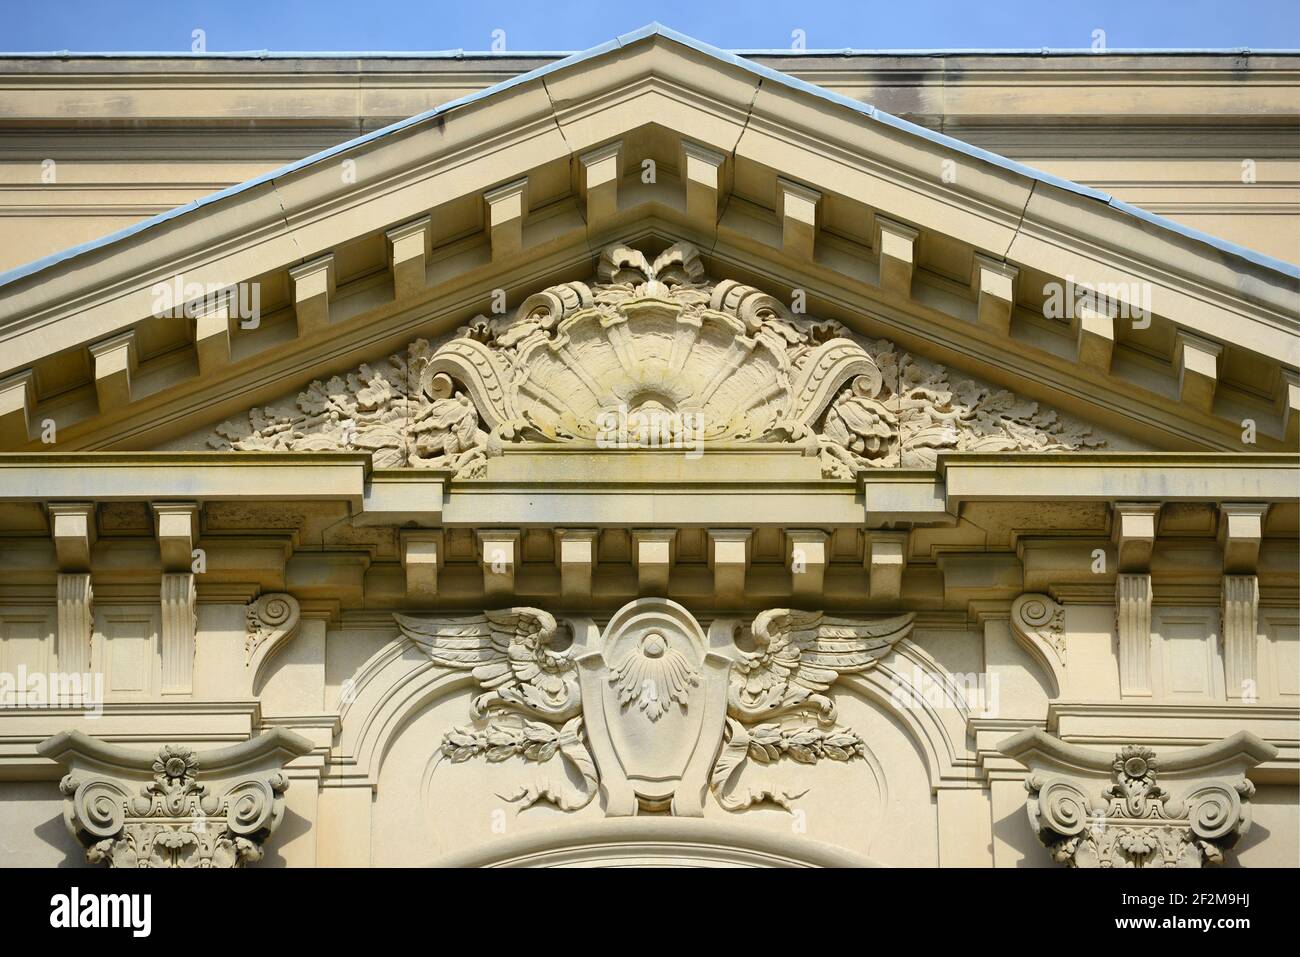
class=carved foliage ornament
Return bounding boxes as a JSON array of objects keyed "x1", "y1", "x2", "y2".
[
  {"x1": 395, "y1": 600, "x2": 914, "y2": 815},
  {"x1": 37, "y1": 729, "x2": 313, "y2": 868},
  {"x1": 1009, "y1": 592, "x2": 1067, "y2": 698},
  {"x1": 210, "y1": 241, "x2": 1101, "y2": 477},
  {"x1": 1000, "y1": 728, "x2": 1277, "y2": 868},
  {"x1": 244, "y1": 592, "x2": 302, "y2": 694}
]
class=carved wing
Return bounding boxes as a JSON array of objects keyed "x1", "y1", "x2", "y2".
[
  {"x1": 394, "y1": 608, "x2": 581, "y2": 720},
  {"x1": 596, "y1": 245, "x2": 653, "y2": 285},
  {"x1": 729, "y1": 609, "x2": 914, "y2": 723}
]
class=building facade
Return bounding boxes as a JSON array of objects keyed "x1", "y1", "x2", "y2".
[{"x1": 0, "y1": 26, "x2": 1296, "y2": 867}]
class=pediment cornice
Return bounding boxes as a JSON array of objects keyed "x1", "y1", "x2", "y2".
[
  {"x1": 200, "y1": 240, "x2": 1106, "y2": 479},
  {"x1": 0, "y1": 27, "x2": 1295, "y2": 457}
]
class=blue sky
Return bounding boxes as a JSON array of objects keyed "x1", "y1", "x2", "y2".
[{"x1": 2, "y1": 0, "x2": 1298, "y2": 52}]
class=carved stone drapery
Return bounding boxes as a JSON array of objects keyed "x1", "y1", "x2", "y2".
[
  {"x1": 38, "y1": 729, "x2": 312, "y2": 868},
  {"x1": 999, "y1": 728, "x2": 1276, "y2": 868},
  {"x1": 209, "y1": 241, "x2": 1102, "y2": 478},
  {"x1": 396, "y1": 600, "x2": 913, "y2": 816}
]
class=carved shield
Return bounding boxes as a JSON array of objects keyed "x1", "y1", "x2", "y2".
[{"x1": 576, "y1": 599, "x2": 732, "y2": 816}]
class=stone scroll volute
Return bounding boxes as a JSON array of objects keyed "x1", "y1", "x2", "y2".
[
  {"x1": 245, "y1": 592, "x2": 302, "y2": 695},
  {"x1": 1009, "y1": 593, "x2": 1067, "y2": 698},
  {"x1": 37, "y1": 729, "x2": 313, "y2": 868},
  {"x1": 999, "y1": 728, "x2": 1277, "y2": 868}
]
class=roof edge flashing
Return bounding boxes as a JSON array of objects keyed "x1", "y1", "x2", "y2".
[{"x1": 0, "y1": 21, "x2": 1295, "y2": 295}]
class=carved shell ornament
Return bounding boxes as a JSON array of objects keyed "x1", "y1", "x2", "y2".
[
  {"x1": 209, "y1": 241, "x2": 1102, "y2": 476},
  {"x1": 609, "y1": 631, "x2": 699, "y2": 721},
  {"x1": 395, "y1": 602, "x2": 914, "y2": 815}
]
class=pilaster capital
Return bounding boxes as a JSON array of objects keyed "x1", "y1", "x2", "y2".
[
  {"x1": 999, "y1": 729, "x2": 1276, "y2": 868},
  {"x1": 37, "y1": 729, "x2": 312, "y2": 868}
]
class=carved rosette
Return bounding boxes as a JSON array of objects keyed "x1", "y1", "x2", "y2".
[
  {"x1": 1000, "y1": 729, "x2": 1277, "y2": 868},
  {"x1": 209, "y1": 241, "x2": 1101, "y2": 477},
  {"x1": 38, "y1": 729, "x2": 313, "y2": 868}
]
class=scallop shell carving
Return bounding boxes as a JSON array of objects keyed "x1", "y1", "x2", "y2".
[
  {"x1": 208, "y1": 239, "x2": 1102, "y2": 476},
  {"x1": 424, "y1": 242, "x2": 878, "y2": 447}
]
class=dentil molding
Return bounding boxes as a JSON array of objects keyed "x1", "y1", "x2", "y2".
[{"x1": 211, "y1": 241, "x2": 1101, "y2": 478}]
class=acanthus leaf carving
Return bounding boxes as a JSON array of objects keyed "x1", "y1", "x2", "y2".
[
  {"x1": 1000, "y1": 728, "x2": 1277, "y2": 868},
  {"x1": 208, "y1": 240, "x2": 1103, "y2": 477},
  {"x1": 38, "y1": 729, "x2": 312, "y2": 868},
  {"x1": 245, "y1": 592, "x2": 302, "y2": 694}
]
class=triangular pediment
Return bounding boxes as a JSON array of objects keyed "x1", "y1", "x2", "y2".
[
  {"x1": 164, "y1": 239, "x2": 1137, "y2": 479},
  {"x1": 0, "y1": 25, "x2": 1295, "y2": 461}
]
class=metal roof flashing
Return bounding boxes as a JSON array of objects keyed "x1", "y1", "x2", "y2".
[{"x1": 0, "y1": 22, "x2": 1295, "y2": 292}]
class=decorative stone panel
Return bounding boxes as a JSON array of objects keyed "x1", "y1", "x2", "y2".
[
  {"x1": 395, "y1": 599, "x2": 914, "y2": 817},
  {"x1": 210, "y1": 241, "x2": 1102, "y2": 478}
]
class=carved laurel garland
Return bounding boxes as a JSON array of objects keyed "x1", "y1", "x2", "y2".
[
  {"x1": 209, "y1": 241, "x2": 1102, "y2": 477},
  {"x1": 395, "y1": 602, "x2": 914, "y2": 815}
]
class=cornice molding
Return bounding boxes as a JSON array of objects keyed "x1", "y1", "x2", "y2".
[
  {"x1": 1, "y1": 452, "x2": 1296, "y2": 532},
  {"x1": 0, "y1": 32, "x2": 1294, "y2": 463}
]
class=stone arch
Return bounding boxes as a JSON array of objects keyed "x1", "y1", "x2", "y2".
[
  {"x1": 430, "y1": 817, "x2": 880, "y2": 867},
  {"x1": 840, "y1": 638, "x2": 979, "y2": 791}
]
